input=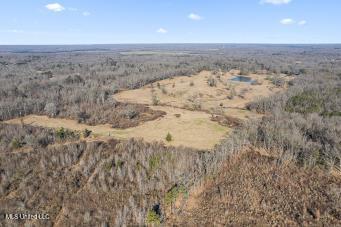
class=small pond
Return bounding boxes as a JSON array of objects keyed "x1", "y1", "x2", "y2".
[{"x1": 230, "y1": 75, "x2": 255, "y2": 83}]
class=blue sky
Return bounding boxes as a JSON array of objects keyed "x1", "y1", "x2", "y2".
[{"x1": 0, "y1": 0, "x2": 340, "y2": 44}]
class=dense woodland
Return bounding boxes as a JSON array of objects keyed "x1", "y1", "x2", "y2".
[{"x1": 0, "y1": 44, "x2": 340, "y2": 226}]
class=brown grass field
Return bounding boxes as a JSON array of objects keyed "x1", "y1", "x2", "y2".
[{"x1": 115, "y1": 70, "x2": 289, "y2": 119}]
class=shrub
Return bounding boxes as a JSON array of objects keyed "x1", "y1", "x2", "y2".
[
  {"x1": 123, "y1": 108, "x2": 139, "y2": 119},
  {"x1": 77, "y1": 111, "x2": 90, "y2": 123},
  {"x1": 56, "y1": 127, "x2": 66, "y2": 140},
  {"x1": 149, "y1": 154, "x2": 161, "y2": 172},
  {"x1": 146, "y1": 210, "x2": 161, "y2": 224},
  {"x1": 11, "y1": 138, "x2": 23, "y2": 149},
  {"x1": 207, "y1": 77, "x2": 217, "y2": 87},
  {"x1": 83, "y1": 129, "x2": 92, "y2": 138},
  {"x1": 55, "y1": 127, "x2": 78, "y2": 141},
  {"x1": 165, "y1": 132, "x2": 172, "y2": 142},
  {"x1": 187, "y1": 94, "x2": 202, "y2": 110},
  {"x1": 152, "y1": 94, "x2": 160, "y2": 105},
  {"x1": 192, "y1": 100, "x2": 202, "y2": 110},
  {"x1": 103, "y1": 161, "x2": 113, "y2": 172},
  {"x1": 165, "y1": 184, "x2": 187, "y2": 206},
  {"x1": 115, "y1": 160, "x2": 124, "y2": 170}
]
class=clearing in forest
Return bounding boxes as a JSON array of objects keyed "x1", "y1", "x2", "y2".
[
  {"x1": 6, "y1": 71, "x2": 288, "y2": 150},
  {"x1": 115, "y1": 70, "x2": 288, "y2": 119},
  {"x1": 6, "y1": 106, "x2": 227, "y2": 150}
]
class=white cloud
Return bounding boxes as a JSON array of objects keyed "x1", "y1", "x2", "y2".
[
  {"x1": 157, "y1": 28, "x2": 168, "y2": 34},
  {"x1": 261, "y1": 0, "x2": 292, "y2": 5},
  {"x1": 45, "y1": 3, "x2": 65, "y2": 12},
  {"x1": 46, "y1": 4, "x2": 90, "y2": 16},
  {"x1": 188, "y1": 13, "x2": 203, "y2": 21},
  {"x1": 280, "y1": 18, "x2": 295, "y2": 25},
  {"x1": 298, "y1": 20, "x2": 307, "y2": 26},
  {"x1": 279, "y1": 18, "x2": 307, "y2": 26}
]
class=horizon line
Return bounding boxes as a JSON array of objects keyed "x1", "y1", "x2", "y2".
[{"x1": 1, "y1": 42, "x2": 341, "y2": 46}]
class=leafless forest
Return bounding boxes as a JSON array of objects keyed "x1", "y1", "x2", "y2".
[{"x1": 0, "y1": 44, "x2": 340, "y2": 226}]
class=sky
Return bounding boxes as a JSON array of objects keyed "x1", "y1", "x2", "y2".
[{"x1": 0, "y1": 0, "x2": 340, "y2": 44}]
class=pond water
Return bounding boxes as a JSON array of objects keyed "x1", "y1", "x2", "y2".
[{"x1": 230, "y1": 75, "x2": 255, "y2": 83}]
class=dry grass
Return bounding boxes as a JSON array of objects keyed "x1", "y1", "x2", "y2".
[
  {"x1": 114, "y1": 70, "x2": 288, "y2": 119},
  {"x1": 5, "y1": 105, "x2": 228, "y2": 150}
]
